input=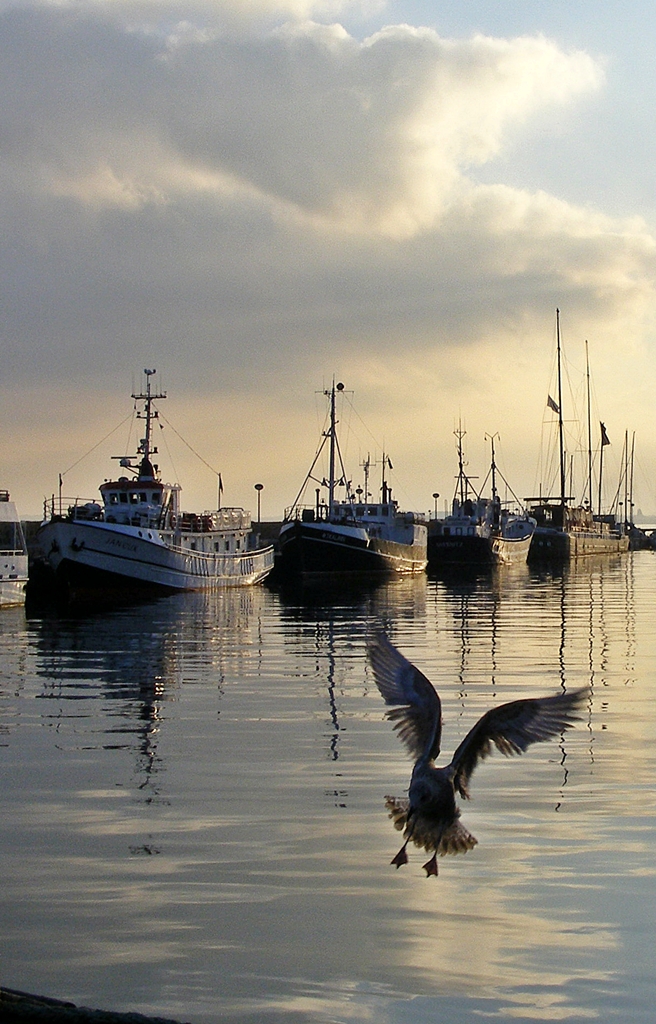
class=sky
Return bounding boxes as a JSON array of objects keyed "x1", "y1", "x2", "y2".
[{"x1": 3, "y1": 0, "x2": 656, "y2": 520}]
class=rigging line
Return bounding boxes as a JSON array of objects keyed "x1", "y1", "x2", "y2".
[
  {"x1": 61, "y1": 412, "x2": 134, "y2": 477},
  {"x1": 157, "y1": 423, "x2": 180, "y2": 489},
  {"x1": 341, "y1": 393, "x2": 414, "y2": 498},
  {"x1": 343, "y1": 393, "x2": 383, "y2": 452},
  {"x1": 157, "y1": 412, "x2": 220, "y2": 478}
]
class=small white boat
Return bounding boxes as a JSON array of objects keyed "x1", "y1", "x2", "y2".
[
  {"x1": 33, "y1": 371, "x2": 274, "y2": 600},
  {"x1": 0, "y1": 491, "x2": 28, "y2": 606}
]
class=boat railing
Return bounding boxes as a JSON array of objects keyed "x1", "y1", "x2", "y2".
[
  {"x1": 284, "y1": 502, "x2": 426, "y2": 526},
  {"x1": 44, "y1": 496, "x2": 103, "y2": 521},
  {"x1": 284, "y1": 504, "x2": 334, "y2": 523},
  {"x1": 175, "y1": 508, "x2": 251, "y2": 532}
]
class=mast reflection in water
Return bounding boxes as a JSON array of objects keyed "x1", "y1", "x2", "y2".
[{"x1": 0, "y1": 556, "x2": 654, "y2": 1024}]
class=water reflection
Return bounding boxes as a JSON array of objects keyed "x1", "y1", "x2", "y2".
[
  {"x1": 22, "y1": 588, "x2": 270, "y2": 802},
  {"x1": 0, "y1": 555, "x2": 655, "y2": 1023}
]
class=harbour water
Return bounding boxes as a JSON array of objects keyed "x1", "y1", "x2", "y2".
[{"x1": 2, "y1": 553, "x2": 656, "y2": 1023}]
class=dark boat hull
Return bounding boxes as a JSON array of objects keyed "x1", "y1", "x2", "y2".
[
  {"x1": 428, "y1": 533, "x2": 493, "y2": 566},
  {"x1": 528, "y1": 527, "x2": 629, "y2": 561},
  {"x1": 428, "y1": 531, "x2": 532, "y2": 567},
  {"x1": 279, "y1": 520, "x2": 426, "y2": 576}
]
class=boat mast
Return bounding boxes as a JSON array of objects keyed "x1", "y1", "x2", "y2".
[
  {"x1": 585, "y1": 339, "x2": 593, "y2": 510},
  {"x1": 327, "y1": 380, "x2": 337, "y2": 510},
  {"x1": 381, "y1": 453, "x2": 392, "y2": 504},
  {"x1": 556, "y1": 309, "x2": 566, "y2": 512},
  {"x1": 629, "y1": 431, "x2": 635, "y2": 526},
  {"x1": 361, "y1": 453, "x2": 371, "y2": 502},
  {"x1": 132, "y1": 368, "x2": 166, "y2": 473},
  {"x1": 455, "y1": 422, "x2": 467, "y2": 505},
  {"x1": 326, "y1": 380, "x2": 344, "y2": 511},
  {"x1": 598, "y1": 422, "x2": 606, "y2": 514},
  {"x1": 624, "y1": 429, "x2": 629, "y2": 527},
  {"x1": 486, "y1": 432, "x2": 499, "y2": 501}
]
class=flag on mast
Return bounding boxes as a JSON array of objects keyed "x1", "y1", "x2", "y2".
[
  {"x1": 547, "y1": 395, "x2": 560, "y2": 414},
  {"x1": 600, "y1": 422, "x2": 610, "y2": 447}
]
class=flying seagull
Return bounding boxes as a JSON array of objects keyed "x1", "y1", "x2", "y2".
[{"x1": 368, "y1": 631, "x2": 586, "y2": 876}]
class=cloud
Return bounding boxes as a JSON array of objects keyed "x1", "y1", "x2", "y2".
[
  {"x1": 1, "y1": 2, "x2": 656, "y2": 516},
  {"x1": 0, "y1": 11, "x2": 604, "y2": 236}
]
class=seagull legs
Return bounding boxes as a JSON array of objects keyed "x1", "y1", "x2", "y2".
[{"x1": 391, "y1": 840, "x2": 409, "y2": 868}]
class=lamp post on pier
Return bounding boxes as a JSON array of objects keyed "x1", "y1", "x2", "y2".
[{"x1": 254, "y1": 483, "x2": 264, "y2": 525}]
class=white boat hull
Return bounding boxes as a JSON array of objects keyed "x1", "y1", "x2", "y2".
[
  {"x1": 0, "y1": 553, "x2": 28, "y2": 606},
  {"x1": 35, "y1": 519, "x2": 274, "y2": 594},
  {"x1": 490, "y1": 532, "x2": 533, "y2": 565}
]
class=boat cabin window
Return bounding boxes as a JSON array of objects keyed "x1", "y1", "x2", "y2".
[
  {"x1": 151, "y1": 493, "x2": 161, "y2": 504},
  {"x1": 109, "y1": 494, "x2": 118, "y2": 504},
  {"x1": 119, "y1": 493, "x2": 128, "y2": 504},
  {"x1": 356, "y1": 506, "x2": 364, "y2": 516},
  {"x1": 381, "y1": 506, "x2": 389, "y2": 516}
]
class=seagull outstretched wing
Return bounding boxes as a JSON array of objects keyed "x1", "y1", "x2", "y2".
[
  {"x1": 448, "y1": 688, "x2": 587, "y2": 798},
  {"x1": 368, "y1": 632, "x2": 442, "y2": 762}
]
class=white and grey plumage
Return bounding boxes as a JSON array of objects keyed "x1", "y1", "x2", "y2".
[{"x1": 368, "y1": 631, "x2": 586, "y2": 876}]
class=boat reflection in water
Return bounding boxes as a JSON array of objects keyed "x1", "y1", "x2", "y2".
[{"x1": 29, "y1": 587, "x2": 268, "y2": 801}]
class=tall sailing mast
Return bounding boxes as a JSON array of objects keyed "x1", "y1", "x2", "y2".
[
  {"x1": 585, "y1": 339, "x2": 593, "y2": 510},
  {"x1": 556, "y1": 309, "x2": 566, "y2": 512}
]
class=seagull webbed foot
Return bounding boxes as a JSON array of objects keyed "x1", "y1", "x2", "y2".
[
  {"x1": 391, "y1": 842, "x2": 409, "y2": 868},
  {"x1": 422, "y1": 853, "x2": 439, "y2": 877}
]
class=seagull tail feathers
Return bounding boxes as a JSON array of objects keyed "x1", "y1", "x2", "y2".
[{"x1": 384, "y1": 795, "x2": 478, "y2": 856}]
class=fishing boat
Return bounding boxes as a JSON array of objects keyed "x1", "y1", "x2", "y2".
[
  {"x1": 428, "y1": 428, "x2": 535, "y2": 568},
  {"x1": 527, "y1": 311, "x2": 629, "y2": 561},
  {"x1": 0, "y1": 490, "x2": 28, "y2": 606},
  {"x1": 278, "y1": 381, "x2": 427, "y2": 577},
  {"x1": 31, "y1": 371, "x2": 274, "y2": 599}
]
